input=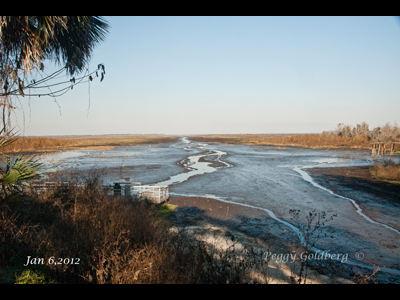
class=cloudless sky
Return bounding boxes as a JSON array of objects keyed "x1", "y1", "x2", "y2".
[{"x1": 12, "y1": 16, "x2": 400, "y2": 136}]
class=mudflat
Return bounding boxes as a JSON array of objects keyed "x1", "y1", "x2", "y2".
[
  {"x1": 166, "y1": 165, "x2": 400, "y2": 284},
  {"x1": 307, "y1": 166, "x2": 400, "y2": 206}
]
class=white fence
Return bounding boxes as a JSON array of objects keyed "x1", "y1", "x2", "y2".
[
  {"x1": 131, "y1": 185, "x2": 169, "y2": 204},
  {"x1": 103, "y1": 182, "x2": 169, "y2": 204},
  {"x1": 29, "y1": 181, "x2": 169, "y2": 204}
]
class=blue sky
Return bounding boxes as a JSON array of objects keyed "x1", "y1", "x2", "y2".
[{"x1": 12, "y1": 16, "x2": 400, "y2": 136}]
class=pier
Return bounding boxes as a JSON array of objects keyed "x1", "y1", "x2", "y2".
[{"x1": 371, "y1": 142, "x2": 400, "y2": 158}]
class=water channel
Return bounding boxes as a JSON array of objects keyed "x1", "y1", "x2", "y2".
[{"x1": 38, "y1": 137, "x2": 400, "y2": 276}]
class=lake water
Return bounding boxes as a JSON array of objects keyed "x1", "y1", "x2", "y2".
[{"x1": 38, "y1": 137, "x2": 400, "y2": 276}]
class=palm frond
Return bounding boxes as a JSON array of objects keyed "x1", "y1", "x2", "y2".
[
  {"x1": 47, "y1": 16, "x2": 110, "y2": 75},
  {"x1": 0, "y1": 127, "x2": 45, "y2": 202},
  {"x1": 2, "y1": 155, "x2": 44, "y2": 185},
  {"x1": 1, "y1": 16, "x2": 110, "y2": 77}
]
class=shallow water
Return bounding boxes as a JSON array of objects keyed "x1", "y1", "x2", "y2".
[
  {"x1": 38, "y1": 137, "x2": 400, "y2": 276},
  {"x1": 38, "y1": 142, "x2": 192, "y2": 185}
]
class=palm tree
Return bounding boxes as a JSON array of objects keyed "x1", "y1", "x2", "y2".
[
  {"x1": 0, "y1": 16, "x2": 109, "y2": 76},
  {"x1": 48, "y1": 16, "x2": 109, "y2": 76},
  {"x1": 0, "y1": 17, "x2": 108, "y2": 206},
  {"x1": 0, "y1": 16, "x2": 109, "y2": 134}
]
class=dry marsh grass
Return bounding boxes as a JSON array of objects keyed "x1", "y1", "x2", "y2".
[
  {"x1": 190, "y1": 134, "x2": 400, "y2": 150},
  {"x1": 0, "y1": 135, "x2": 178, "y2": 154},
  {"x1": 0, "y1": 176, "x2": 260, "y2": 284},
  {"x1": 190, "y1": 122, "x2": 400, "y2": 150}
]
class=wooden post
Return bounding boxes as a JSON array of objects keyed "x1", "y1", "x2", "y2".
[
  {"x1": 125, "y1": 184, "x2": 130, "y2": 197},
  {"x1": 377, "y1": 144, "x2": 381, "y2": 157},
  {"x1": 113, "y1": 183, "x2": 121, "y2": 196}
]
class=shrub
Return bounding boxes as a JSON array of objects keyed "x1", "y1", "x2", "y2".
[
  {"x1": 370, "y1": 161, "x2": 400, "y2": 182},
  {"x1": 0, "y1": 178, "x2": 257, "y2": 284}
]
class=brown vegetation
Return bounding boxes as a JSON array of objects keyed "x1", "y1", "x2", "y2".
[
  {"x1": 0, "y1": 175, "x2": 260, "y2": 284},
  {"x1": 190, "y1": 134, "x2": 377, "y2": 150},
  {"x1": 190, "y1": 122, "x2": 400, "y2": 150},
  {"x1": 370, "y1": 161, "x2": 400, "y2": 183},
  {"x1": 0, "y1": 135, "x2": 178, "y2": 154}
]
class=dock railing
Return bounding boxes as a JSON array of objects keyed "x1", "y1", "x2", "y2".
[
  {"x1": 28, "y1": 181, "x2": 169, "y2": 204},
  {"x1": 105, "y1": 182, "x2": 169, "y2": 204},
  {"x1": 131, "y1": 185, "x2": 169, "y2": 204}
]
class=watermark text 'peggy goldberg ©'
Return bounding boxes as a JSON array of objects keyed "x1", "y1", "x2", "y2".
[{"x1": 263, "y1": 250, "x2": 349, "y2": 264}]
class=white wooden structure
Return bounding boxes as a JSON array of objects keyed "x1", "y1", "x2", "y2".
[
  {"x1": 106, "y1": 182, "x2": 169, "y2": 204},
  {"x1": 29, "y1": 181, "x2": 169, "y2": 204},
  {"x1": 131, "y1": 184, "x2": 169, "y2": 204}
]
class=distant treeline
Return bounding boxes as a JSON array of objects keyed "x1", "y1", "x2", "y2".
[
  {"x1": 323, "y1": 122, "x2": 400, "y2": 142},
  {"x1": 191, "y1": 122, "x2": 400, "y2": 150}
]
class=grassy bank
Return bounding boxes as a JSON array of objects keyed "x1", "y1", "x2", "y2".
[
  {"x1": 190, "y1": 134, "x2": 400, "y2": 151},
  {"x1": 0, "y1": 135, "x2": 179, "y2": 154}
]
